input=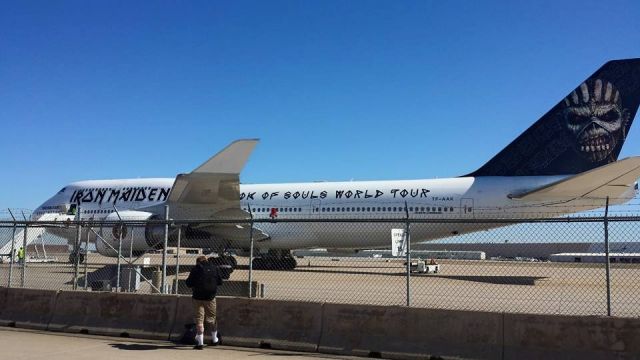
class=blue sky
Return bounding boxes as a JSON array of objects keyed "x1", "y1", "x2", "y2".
[{"x1": 1, "y1": 1, "x2": 640, "y2": 210}]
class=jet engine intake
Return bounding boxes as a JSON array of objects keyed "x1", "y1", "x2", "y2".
[{"x1": 95, "y1": 210, "x2": 176, "y2": 257}]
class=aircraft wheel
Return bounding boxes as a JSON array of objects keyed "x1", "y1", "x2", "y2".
[
  {"x1": 226, "y1": 256, "x2": 238, "y2": 268},
  {"x1": 251, "y1": 257, "x2": 265, "y2": 270},
  {"x1": 69, "y1": 252, "x2": 85, "y2": 265},
  {"x1": 283, "y1": 257, "x2": 297, "y2": 270}
]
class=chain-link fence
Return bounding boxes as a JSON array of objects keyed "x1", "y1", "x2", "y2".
[{"x1": 1, "y1": 208, "x2": 640, "y2": 317}]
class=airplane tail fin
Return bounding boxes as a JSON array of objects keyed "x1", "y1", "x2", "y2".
[{"x1": 469, "y1": 58, "x2": 640, "y2": 177}]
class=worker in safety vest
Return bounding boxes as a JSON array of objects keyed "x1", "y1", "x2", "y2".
[{"x1": 17, "y1": 247, "x2": 25, "y2": 265}]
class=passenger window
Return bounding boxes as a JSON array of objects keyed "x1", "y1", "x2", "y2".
[
  {"x1": 450, "y1": 207, "x2": 454, "y2": 212},
  {"x1": 438, "y1": 207, "x2": 442, "y2": 212}
]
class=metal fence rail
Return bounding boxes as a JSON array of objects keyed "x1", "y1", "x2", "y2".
[{"x1": 2, "y1": 211, "x2": 640, "y2": 317}]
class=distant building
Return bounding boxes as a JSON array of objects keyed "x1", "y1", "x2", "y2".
[
  {"x1": 550, "y1": 253, "x2": 640, "y2": 263},
  {"x1": 414, "y1": 242, "x2": 640, "y2": 260},
  {"x1": 26, "y1": 244, "x2": 69, "y2": 254}
]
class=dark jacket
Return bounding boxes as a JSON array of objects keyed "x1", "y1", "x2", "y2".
[{"x1": 185, "y1": 262, "x2": 223, "y2": 301}]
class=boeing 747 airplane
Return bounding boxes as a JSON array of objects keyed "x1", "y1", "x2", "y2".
[{"x1": 7, "y1": 58, "x2": 640, "y2": 270}]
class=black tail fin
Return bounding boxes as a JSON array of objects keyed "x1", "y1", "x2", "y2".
[{"x1": 469, "y1": 58, "x2": 640, "y2": 177}]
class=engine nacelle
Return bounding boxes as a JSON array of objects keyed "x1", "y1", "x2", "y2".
[{"x1": 95, "y1": 210, "x2": 173, "y2": 257}]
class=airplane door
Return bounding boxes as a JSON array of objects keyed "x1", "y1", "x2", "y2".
[
  {"x1": 461, "y1": 198, "x2": 474, "y2": 217},
  {"x1": 310, "y1": 199, "x2": 321, "y2": 215}
]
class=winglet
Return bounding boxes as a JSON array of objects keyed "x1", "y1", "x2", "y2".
[{"x1": 192, "y1": 139, "x2": 259, "y2": 174}]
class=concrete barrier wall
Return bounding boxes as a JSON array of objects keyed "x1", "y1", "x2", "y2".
[
  {"x1": 2, "y1": 287, "x2": 640, "y2": 359},
  {"x1": 218, "y1": 298, "x2": 322, "y2": 352},
  {"x1": 169, "y1": 295, "x2": 195, "y2": 342},
  {"x1": 173, "y1": 280, "x2": 261, "y2": 298},
  {"x1": 0, "y1": 288, "x2": 58, "y2": 330},
  {"x1": 319, "y1": 303, "x2": 503, "y2": 359},
  {"x1": 0, "y1": 287, "x2": 7, "y2": 313},
  {"x1": 49, "y1": 291, "x2": 177, "y2": 340},
  {"x1": 170, "y1": 296, "x2": 321, "y2": 351},
  {"x1": 503, "y1": 313, "x2": 640, "y2": 360}
]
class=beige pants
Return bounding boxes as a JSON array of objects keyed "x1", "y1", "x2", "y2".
[{"x1": 192, "y1": 298, "x2": 217, "y2": 328}]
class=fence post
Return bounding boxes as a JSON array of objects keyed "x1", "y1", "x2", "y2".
[
  {"x1": 604, "y1": 197, "x2": 612, "y2": 316},
  {"x1": 162, "y1": 205, "x2": 169, "y2": 294},
  {"x1": 21, "y1": 223, "x2": 28, "y2": 288},
  {"x1": 83, "y1": 225, "x2": 90, "y2": 290},
  {"x1": 127, "y1": 228, "x2": 134, "y2": 292},
  {"x1": 405, "y1": 202, "x2": 411, "y2": 307},
  {"x1": 248, "y1": 205, "x2": 254, "y2": 298},
  {"x1": 175, "y1": 226, "x2": 181, "y2": 295},
  {"x1": 7, "y1": 209, "x2": 16, "y2": 288},
  {"x1": 113, "y1": 206, "x2": 123, "y2": 293},
  {"x1": 73, "y1": 208, "x2": 82, "y2": 290}
]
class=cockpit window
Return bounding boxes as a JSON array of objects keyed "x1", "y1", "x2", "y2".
[{"x1": 58, "y1": 187, "x2": 66, "y2": 193}]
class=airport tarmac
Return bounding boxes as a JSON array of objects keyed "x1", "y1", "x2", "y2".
[
  {"x1": 0, "y1": 327, "x2": 358, "y2": 360},
  {"x1": 1, "y1": 253, "x2": 639, "y2": 317}
]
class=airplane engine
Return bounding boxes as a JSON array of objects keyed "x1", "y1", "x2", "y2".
[{"x1": 95, "y1": 210, "x2": 175, "y2": 257}]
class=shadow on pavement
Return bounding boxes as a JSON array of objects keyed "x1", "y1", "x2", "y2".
[{"x1": 109, "y1": 343, "x2": 188, "y2": 351}]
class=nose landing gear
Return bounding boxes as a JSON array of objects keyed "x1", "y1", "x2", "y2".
[{"x1": 251, "y1": 249, "x2": 297, "y2": 270}]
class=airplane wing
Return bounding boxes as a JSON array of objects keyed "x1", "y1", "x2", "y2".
[
  {"x1": 202, "y1": 222, "x2": 271, "y2": 244},
  {"x1": 167, "y1": 139, "x2": 258, "y2": 220},
  {"x1": 510, "y1": 156, "x2": 640, "y2": 202}
]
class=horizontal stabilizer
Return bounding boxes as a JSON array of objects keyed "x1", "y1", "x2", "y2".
[{"x1": 510, "y1": 157, "x2": 640, "y2": 201}]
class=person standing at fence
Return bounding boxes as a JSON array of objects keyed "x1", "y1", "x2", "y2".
[
  {"x1": 185, "y1": 255, "x2": 223, "y2": 350},
  {"x1": 17, "y1": 247, "x2": 25, "y2": 265}
]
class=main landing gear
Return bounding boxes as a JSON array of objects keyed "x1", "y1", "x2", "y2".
[
  {"x1": 208, "y1": 254, "x2": 238, "y2": 268},
  {"x1": 251, "y1": 249, "x2": 297, "y2": 270},
  {"x1": 68, "y1": 250, "x2": 85, "y2": 265}
]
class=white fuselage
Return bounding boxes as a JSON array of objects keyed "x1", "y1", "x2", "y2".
[{"x1": 33, "y1": 175, "x2": 629, "y2": 250}]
